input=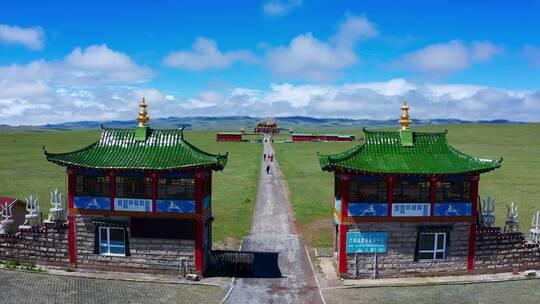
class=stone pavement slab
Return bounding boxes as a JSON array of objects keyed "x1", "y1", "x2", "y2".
[
  {"x1": 0, "y1": 268, "x2": 225, "y2": 304},
  {"x1": 323, "y1": 279, "x2": 540, "y2": 304},
  {"x1": 342, "y1": 270, "x2": 539, "y2": 287}
]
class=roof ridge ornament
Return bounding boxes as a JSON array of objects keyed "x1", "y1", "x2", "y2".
[
  {"x1": 137, "y1": 97, "x2": 150, "y2": 127},
  {"x1": 399, "y1": 100, "x2": 412, "y2": 130}
]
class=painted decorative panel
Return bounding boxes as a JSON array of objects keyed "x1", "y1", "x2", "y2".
[
  {"x1": 434, "y1": 203, "x2": 472, "y2": 216},
  {"x1": 114, "y1": 198, "x2": 152, "y2": 212},
  {"x1": 348, "y1": 202, "x2": 388, "y2": 217},
  {"x1": 346, "y1": 232, "x2": 387, "y2": 253},
  {"x1": 74, "y1": 196, "x2": 111, "y2": 210},
  {"x1": 392, "y1": 203, "x2": 430, "y2": 217},
  {"x1": 156, "y1": 199, "x2": 195, "y2": 213},
  {"x1": 203, "y1": 195, "x2": 211, "y2": 210}
]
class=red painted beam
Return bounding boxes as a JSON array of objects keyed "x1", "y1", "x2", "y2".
[
  {"x1": 430, "y1": 176, "x2": 436, "y2": 216},
  {"x1": 338, "y1": 224, "x2": 348, "y2": 275},
  {"x1": 67, "y1": 168, "x2": 75, "y2": 209},
  {"x1": 467, "y1": 223, "x2": 477, "y2": 270},
  {"x1": 467, "y1": 175, "x2": 480, "y2": 270},
  {"x1": 151, "y1": 172, "x2": 158, "y2": 213},
  {"x1": 195, "y1": 172, "x2": 204, "y2": 213},
  {"x1": 109, "y1": 170, "x2": 116, "y2": 211},
  {"x1": 340, "y1": 174, "x2": 349, "y2": 218},
  {"x1": 194, "y1": 219, "x2": 204, "y2": 272},
  {"x1": 68, "y1": 215, "x2": 77, "y2": 266},
  {"x1": 387, "y1": 176, "x2": 394, "y2": 217}
]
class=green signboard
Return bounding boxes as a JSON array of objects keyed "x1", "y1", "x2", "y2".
[{"x1": 346, "y1": 232, "x2": 387, "y2": 253}]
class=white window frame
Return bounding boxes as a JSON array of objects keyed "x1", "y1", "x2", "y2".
[
  {"x1": 418, "y1": 232, "x2": 446, "y2": 261},
  {"x1": 98, "y1": 227, "x2": 126, "y2": 256}
]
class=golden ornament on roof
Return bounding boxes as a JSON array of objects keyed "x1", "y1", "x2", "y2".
[
  {"x1": 398, "y1": 100, "x2": 412, "y2": 130},
  {"x1": 137, "y1": 97, "x2": 150, "y2": 127}
]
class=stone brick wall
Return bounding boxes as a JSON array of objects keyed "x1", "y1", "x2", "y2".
[
  {"x1": 0, "y1": 223, "x2": 69, "y2": 267},
  {"x1": 346, "y1": 222, "x2": 471, "y2": 278},
  {"x1": 475, "y1": 227, "x2": 540, "y2": 272},
  {"x1": 75, "y1": 215, "x2": 195, "y2": 274}
]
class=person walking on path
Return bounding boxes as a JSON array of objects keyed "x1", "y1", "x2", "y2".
[
  {"x1": 270, "y1": 155, "x2": 273, "y2": 162},
  {"x1": 266, "y1": 165, "x2": 270, "y2": 174},
  {"x1": 264, "y1": 154, "x2": 266, "y2": 161}
]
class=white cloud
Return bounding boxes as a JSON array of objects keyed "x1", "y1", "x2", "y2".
[
  {"x1": 0, "y1": 44, "x2": 153, "y2": 86},
  {"x1": 0, "y1": 24, "x2": 45, "y2": 50},
  {"x1": 263, "y1": 0, "x2": 302, "y2": 16},
  {"x1": 265, "y1": 14, "x2": 378, "y2": 80},
  {"x1": 523, "y1": 45, "x2": 540, "y2": 67},
  {"x1": 163, "y1": 37, "x2": 257, "y2": 71},
  {"x1": 394, "y1": 40, "x2": 503, "y2": 76},
  {"x1": 0, "y1": 45, "x2": 155, "y2": 125},
  {"x1": 2, "y1": 78, "x2": 538, "y2": 126}
]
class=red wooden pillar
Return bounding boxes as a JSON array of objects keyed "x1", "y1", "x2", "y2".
[
  {"x1": 194, "y1": 171, "x2": 205, "y2": 273},
  {"x1": 387, "y1": 175, "x2": 394, "y2": 217},
  {"x1": 338, "y1": 224, "x2": 348, "y2": 275},
  {"x1": 68, "y1": 215, "x2": 77, "y2": 266},
  {"x1": 109, "y1": 170, "x2": 116, "y2": 211},
  {"x1": 67, "y1": 168, "x2": 75, "y2": 209},
  {"x1": 471, "y1": 175, "x2": 480, "y2": 218},
  {"x1": 467, "y1": 175, "x2": 480, "y2": 270},
  {"x1": 151, "y1": 172, "x2": 158, "y2": 213},
  {"x1": 338, "y1": 173, "x2": 349, "y2": 276},
  {"x1": 340, "y1": 173, "x2": 349, "y2": 219},
  {"x1": 430, "y1": 176, "x2": 436, "y2": 216}
]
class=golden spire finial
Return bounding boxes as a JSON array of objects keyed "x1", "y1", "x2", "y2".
[
  {"x1": 137, "y1": 97, "x2": 150, "y2": 127},
  {"x1": 399, "y1": 100, "x2": 412, "y2": 130}
]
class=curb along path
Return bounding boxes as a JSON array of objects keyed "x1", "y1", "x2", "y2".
[{"x1": 224, "y1": 139, "x2": 324, "y2": 304}]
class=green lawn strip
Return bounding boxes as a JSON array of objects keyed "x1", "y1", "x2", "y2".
[
  {"x1": 275, "y1": 124, "x2": 540, "y2": 248},
  {"x1": 0, "y1": 130, "x2": 261, "y2": 247},
  {"x1": 184, "y1": 131, "x2": 262, "y2": 247}
]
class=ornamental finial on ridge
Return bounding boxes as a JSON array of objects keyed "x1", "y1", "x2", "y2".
[
  {"x1": 137, "y1": 97, "x2": 150, "y2": 127},
  {"x1": 399, "y1": 100, "x2": 412, "y2": 130}
]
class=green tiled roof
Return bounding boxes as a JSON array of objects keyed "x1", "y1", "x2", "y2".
[
  {"x1": 45, "y1": 127, "x2": 227, "y2": 170},
  {"x1": 318, "y1": 129, "x2": 501, "y2": 175}
]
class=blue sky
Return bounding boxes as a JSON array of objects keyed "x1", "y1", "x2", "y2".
[{"x1": 1, "y1": 0, "x2": 540, "y2": 125}]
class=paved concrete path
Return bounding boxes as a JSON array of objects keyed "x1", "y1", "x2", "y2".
[{"x1": 225, "y1": 139, "x2": 323, "y2": 304}]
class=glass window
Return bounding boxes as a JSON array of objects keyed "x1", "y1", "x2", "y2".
[
  {"x1": 98, "y1": 227, "x2": 126, "y2": 256},
  {"x1": 157, "y1": 178, "x2": 195, "y2": 200},
  {"x1": 393, "y1": 178, "x2": 430, "y2": 203},
  {"x1": 75, "y1": 175, "x2": 109, "y2": 197},
  {"x1": 417, "y1": 232, "x2": 447, "y2": 261},
  {"x1": 436, "y1": 180, "x2": 471, "y2": 203},
  {"x1": 116, "y1": 176, "x2": 151, "y2": 198},
  {"x1": 349, "y1": 178, "x2": 387, "y2": 202}
]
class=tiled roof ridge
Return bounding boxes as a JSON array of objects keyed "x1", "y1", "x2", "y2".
[
  {"x1": 318, "y1": 127, "x2": 502, "y2": 175},
  {"x1": 45, "y1": 126, "x2": 228, "y2": 170}
]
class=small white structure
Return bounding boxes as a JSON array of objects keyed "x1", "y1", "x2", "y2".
[
  {"x1": 529, "y1": 211, "x2": 540, "y2": 244},
  {"x1": 480, "y1": 196, "x2": 496, "y2": 228},
  {"x1": 504, "y1": 201, "x2": 519, "y2": 233},
  {"x1": 44, "y1": 189, "x2": 66, "y2": 223},
  {"x1": 0, "y1": 201, "x2": 16, "y2": 234},
  {"x1": 19, "y1": 195, "x2": 40, "y2": 229}
]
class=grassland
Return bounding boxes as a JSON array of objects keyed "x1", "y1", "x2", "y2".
[
  {"x1": 274, "y1": 123, "x2": 540, "y2": 248},
  {"x1": 0, "y1": 130, "x2": 261, "y2": 248},
  {"x1": 2, "y1": 123, "x2": 539, "y2": 249}
]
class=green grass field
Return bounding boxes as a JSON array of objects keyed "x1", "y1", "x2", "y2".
[
  {"x1": 2, "y1": 124, "x2": 539, "y2": 249},
  {"x1": 0, "y1": 130, "x2": 261, "y2": 248},
  {"x1": 275, "y1": 123, "x2": 540, "y2": 248}
]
